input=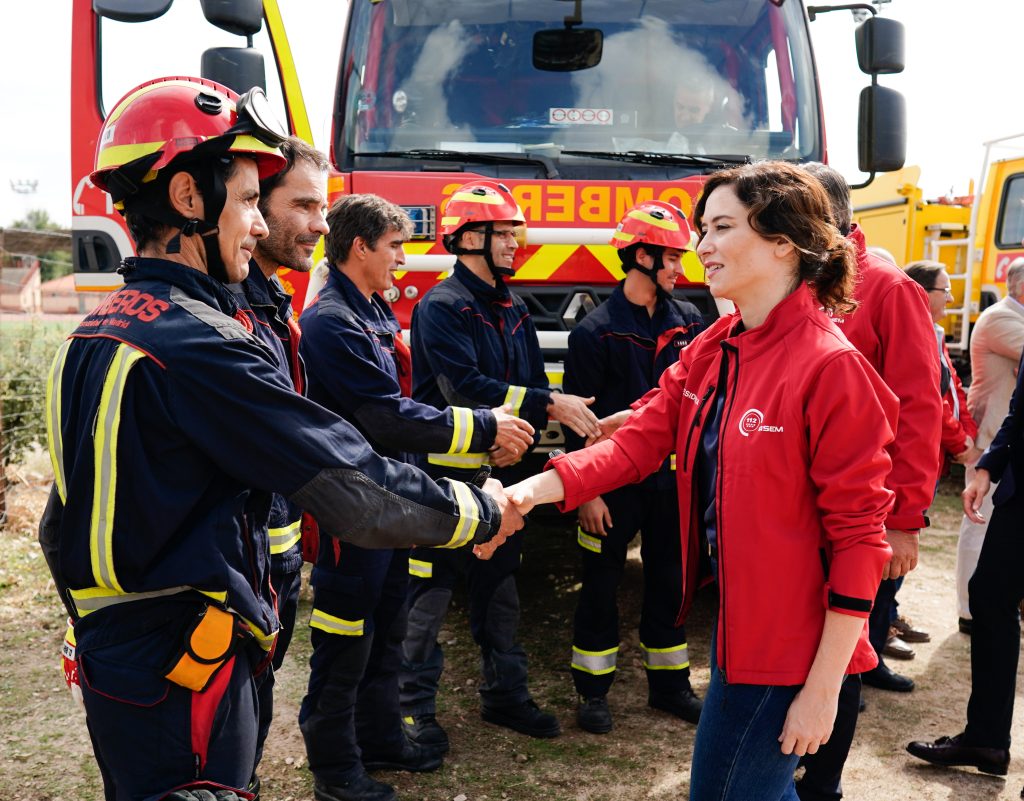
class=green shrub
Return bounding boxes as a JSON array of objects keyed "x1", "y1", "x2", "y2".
[{"x1": 0, "y1": 319, "x2": 75, "y2": 466}]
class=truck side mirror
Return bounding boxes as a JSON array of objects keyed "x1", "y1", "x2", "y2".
[
  {"x1": 855, "y1": 16, "x2": 905, "y2": 74},
  {"x1": 201, "y1": 47, "x2": 267, "y2": 94},
  {"x1": 858, "y1": 85, "x2": 906, "y2": 173},
  {"x1": 200, "y1": 0, "x2": 263, "y2": 37},
  {"x1": 533, "y1": 28, "x2": 603, "y2": 72},
  {"x1": 92, "y1": 0, "x2": 172, "y2": 23}
]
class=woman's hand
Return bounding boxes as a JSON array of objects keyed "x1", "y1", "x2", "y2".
[{"x1": 778, "y1": 682, "x2": 839, "y2": 756}]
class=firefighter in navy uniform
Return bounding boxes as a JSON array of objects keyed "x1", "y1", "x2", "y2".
[
  {"x1": 398, "y1": 181, "x2": 603, "y2": 747},
  {"x1": 230, "y1": 136, "x2": 330, "y2": 796},
  {"x1": 38, "y1": 77, "x2": 521, "y2": 801},
  {"x1": 564, "y1": 201, "x2": 707, "y2": 734},
  {"x1": 296, "y1": 194, "x2": 535, "y2": 801}
]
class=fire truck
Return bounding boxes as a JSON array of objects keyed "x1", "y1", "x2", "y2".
[
  {"x1": 851, "y1": 133, "x2": 1024, "y2": 360},
  {"x1": 71, "y1": 0, "x2": 906, "y2": 368}
]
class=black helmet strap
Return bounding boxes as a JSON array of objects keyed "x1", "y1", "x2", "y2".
[{"x1": 446, "y1": 222, "x2": 515, "y2": 278}]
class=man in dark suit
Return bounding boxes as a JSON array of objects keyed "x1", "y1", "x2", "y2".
[{"x1": 907, "y1": 351, "x2": 1024, "y2": 778}]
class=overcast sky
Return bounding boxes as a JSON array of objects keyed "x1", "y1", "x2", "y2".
[{"x1": 2, "y1": 0, "x2": 1021, "y2": 228}]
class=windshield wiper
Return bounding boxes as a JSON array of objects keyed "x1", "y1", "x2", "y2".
[
  {"x1": 561, "y1": 150, "x2": 749, "y2": 169},
  {"x1": 354, "y1": 149, "x2": 559, "y2": 179}
]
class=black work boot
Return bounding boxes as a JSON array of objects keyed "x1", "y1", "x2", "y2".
[
  {"x1": 361, "y1": 738, "x2": 444, "y2": 773},
  {"x1": 481, "y1": 699, "x2": 561, "y2": 738},
  {"x1": 576, "y1": 696, "x2": 613, "y2": 734},
  {"x1": 648, "y1": 686, "x2": 703, "y2": 724},
  {"x1": 313, "y1": 773, "x2": 397, "y2": 801},
  {"x1": 401, "y1": 713, "x2": 450, "y2": 753}
]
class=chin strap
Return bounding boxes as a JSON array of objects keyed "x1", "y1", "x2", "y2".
[
  {"x1": 447, "y1": 223, "x2": 515, "y2": 278},
  {"x1": 626, "y1": 245, "x2": 665, "y2": 287}
]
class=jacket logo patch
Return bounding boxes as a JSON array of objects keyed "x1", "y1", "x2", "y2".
[
  {"x1": 683, "y1": 388, "x2": 700, "y2": 405},
  {"x1": 739, "y1": 408, "x2": 783, "y2": 437}
]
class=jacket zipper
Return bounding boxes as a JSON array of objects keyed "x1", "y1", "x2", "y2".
[
  {"x1": 683, "y1": 385, "x2": 716, "y2": 472},
  {"x1": 241, "y1": 514, "x2": 260, "y2": 594},
  {"x1": 716, "y1": 342, "x2": 741, "y2": 680}
]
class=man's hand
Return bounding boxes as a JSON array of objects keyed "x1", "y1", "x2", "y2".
[
  {"x1": 578, "y1": 496, "x2": 613, "y2": 537},
  {"x1": 547, "y1": 393, "x2": 601, "y2": 440},
  {"x1": 490, "y1": 405, "x2": 535, "y2": 459},
  {"x1": 475, "y1": 477, "x2": 523, "y2": 561},
  {"x1": 882, "y1": 529, "x2": 919, "y2": 580},
  {"x1": 963, "y1": 468, "x2": 992, "y2": 523},
  {"x1": 954, "y1": 436, "x2": 983, "y2": 465},
  {"x1": 488, "y1": 445, "x2": 521, "y2": 469},
  {"x1": 585, "y1": 409, "x2": 632, "y2": 447}
]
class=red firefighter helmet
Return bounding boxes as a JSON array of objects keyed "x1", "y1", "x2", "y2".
[
  {"x1": 91, "y1": 76, "x2": 287, "y2": 205},
  {"x1": 610, "y1": 200, "x2": 695, "y2": 252},
  {"x1": 440, "y1": 180, "x2": 526, "y2": 240}
]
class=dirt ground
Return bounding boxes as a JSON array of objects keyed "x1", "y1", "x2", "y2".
[{"x1": 3, "y1": 468, "x2": 1023, "y2": 801}]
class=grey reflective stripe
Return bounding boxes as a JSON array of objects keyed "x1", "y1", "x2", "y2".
[
  {"x1": 571, "y1": 645, "x2": 618, "y2": 675},
  {"x1": 268, "y1": 520, "x2": 301, "y2": 554},
  {"x1": 439, "y1": 481, "x2": 481, "y2": 548},
  {"x1": 427, "y1": 451, "x2": 487, "y2": 469},
  {"x1": 45, "y1": 339, "x2": 73, "y2": 503},
  {"x1": 640, "y1": 642, "x2": 690, "y2": 670},
  {"x1": 448, "y1": 406, "x2": 475, "y2": 454},
  {"x1": 91, "y1": 344, "x2": 145, "y2": 591},
  {"x1": 503, "y1": 384, "x2": 527, "y2": 416},
  {"x1": 577, "y1": 528, "x2": 602, "y2": 554},
  {"x1": 69, "y1": 584, "x2": 219, "y2": 615},
  {"x1": 309, "y1": 608, "x2": 364, "y2": 636},
  {"x1": 409, "y1": 558, "x2": 433, "y2": 578}
]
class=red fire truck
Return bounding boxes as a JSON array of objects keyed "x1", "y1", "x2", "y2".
[{"x1": 71, "y1": 0, "x2": 906, "y2": 362}]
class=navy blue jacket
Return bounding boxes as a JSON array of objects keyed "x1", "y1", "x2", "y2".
[
  {"x1": 233, "y1": 266, "x2": 304, "y2": 572},
  {"x1": 978, "y1": 350, "x2": 1024, "y2": 505},
  {"x1": 411, "y1": 261, "x2": 550, "y2": 475},
  {"x1": 563, "y1": 282, "x2": 704, "y2": 484},
  {"x1": 300, "y1": 269, "x2": 497, "y2": 462},
  {"x1": 39, "y1": 258, "x2": 503, "y2": 646}
]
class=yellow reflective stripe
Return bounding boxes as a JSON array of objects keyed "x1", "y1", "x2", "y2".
[
  {"x1": 610, "y1": 230, "x2": 636, "y2": 243},
  {"x1": 441, "y1": 481, "x2": 482, "y2": 548},
  {"x1": 46, "y1": 339, "x2": 73, "y2": 503},
  {"x1": 262, "y1": 0, "x2": 314, "y2": 143},
  {"x1": 427, "y1": 452, "x2": 487, "y2": 469},
  {"x1": 238, "y1": 613, "x2": 278, "y2": 651},
  {"x1": 268, "y1": 520, "x2": 302, "y2": 554},
  {"x1": 640, "y1": 642, "x2": 690, "y2": 670},
  {"x1": 503, "y1": 385, "x2": 527, "y2": 416},
  {"x1": 577, "y1": 528, "x2": 602, "y2": 554},
  {"x1": 571, "y1": 645, "x2": 618, "y2": 675},
  {"x1": 451, "y1": 191, "x2": 504, "y2": 205},
  {"x1": 402, "y1": 715, "x2": 415, "y2": 725},
  {"x1": 309, "y1": 608, "x2": 364, "y2": 636},
  {"x1": 441, "y1": 216, "x2": 462, "y2": 227},
  {"x1": 409, "y1": 558, "x2": 433, "y2": 578},
  {"x1": 669, "y1": 453, "x2": 677, "y2": 471},
  {"x1": 448, "y1": 407, "x2": 475, "y2": 454},
  {"x1": 627, "y1": 209, "x2": 679, "y2": 230},
  {"x1": 69, "y1": 585, "x2": 228, "y2": 616},
  {"x1": 512, "y1": 244, "x2": 578, "y2": 282},
  {"x1": 90, "y1": 344, "x2": 145, "y2": 591}
]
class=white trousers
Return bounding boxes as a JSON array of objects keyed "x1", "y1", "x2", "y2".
[{"x1": 956, "y1": 463, "x2": 998, "y2": 620}]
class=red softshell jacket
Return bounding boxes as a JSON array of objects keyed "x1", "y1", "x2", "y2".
[{"x1": 548, "y1": 288, "x2": 896, "y2": 685}]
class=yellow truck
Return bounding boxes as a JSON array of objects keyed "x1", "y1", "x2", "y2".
[{"x1": 852, "y1": 133, "x2": 1024, "y2": 358}]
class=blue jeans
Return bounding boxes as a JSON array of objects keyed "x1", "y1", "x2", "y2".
[{"x1": 690, "y1": 640, "x2": 801, "y2": 801}]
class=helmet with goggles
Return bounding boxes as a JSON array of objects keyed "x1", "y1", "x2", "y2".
[
  {"x1": 440, "y1": 180, "x2": 526, "y2": 278},
  {"x1": 610, "y1": 200, "x2": 695, "y2": 285},
  {"x1": 91, "y1": 76, "x2": 288, "y2": 282}
]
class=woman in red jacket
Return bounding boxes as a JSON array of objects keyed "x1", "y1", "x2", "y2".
[{"x1": 507, "y1": 162, "x2": 897, "y2": 801}]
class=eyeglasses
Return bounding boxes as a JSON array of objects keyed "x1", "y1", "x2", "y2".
[
  {"x1": 927, "y1": 286, "x2": 954, "y2": 297},
  {"x1": 468, "y1": 228, "x2": 519, "y2": 242}
]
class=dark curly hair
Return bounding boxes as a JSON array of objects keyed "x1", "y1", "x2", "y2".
[{"x1": 693, "y1": 161, "x2": 857, "y2": 315}]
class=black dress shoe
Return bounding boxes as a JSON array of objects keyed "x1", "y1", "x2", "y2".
[
  {"x1": 959, "y1": 617, "x2": 973, "y2": 635},
  {"x1": 649, "y1": 687, "x2": 703, "y2": 724},
  {"x1": 401, "y1": 713, "x2": 450, "y2": 753},
  {"x1": 577, "y1": 696, "x2": 613, "y2": 734},
  {"x1": 861, "y1": 662, "x2": 914, "y2": 692},
  {"x1": 906, "y1": 733, "x2": 1009, "y2": 775},
  {"x1": 314, "y1": 774, "x2": 397, "y2": 801},
  {"x1": 361, "y1": 739, "x2": 443, "y2": 773},
  {"x1": 481, "y1": 699, "x2": 561, "y2": 738}
]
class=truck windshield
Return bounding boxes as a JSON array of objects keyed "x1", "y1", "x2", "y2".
[{"x1": 335, "y1": 0, "x2": 821, "y2": 173}]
